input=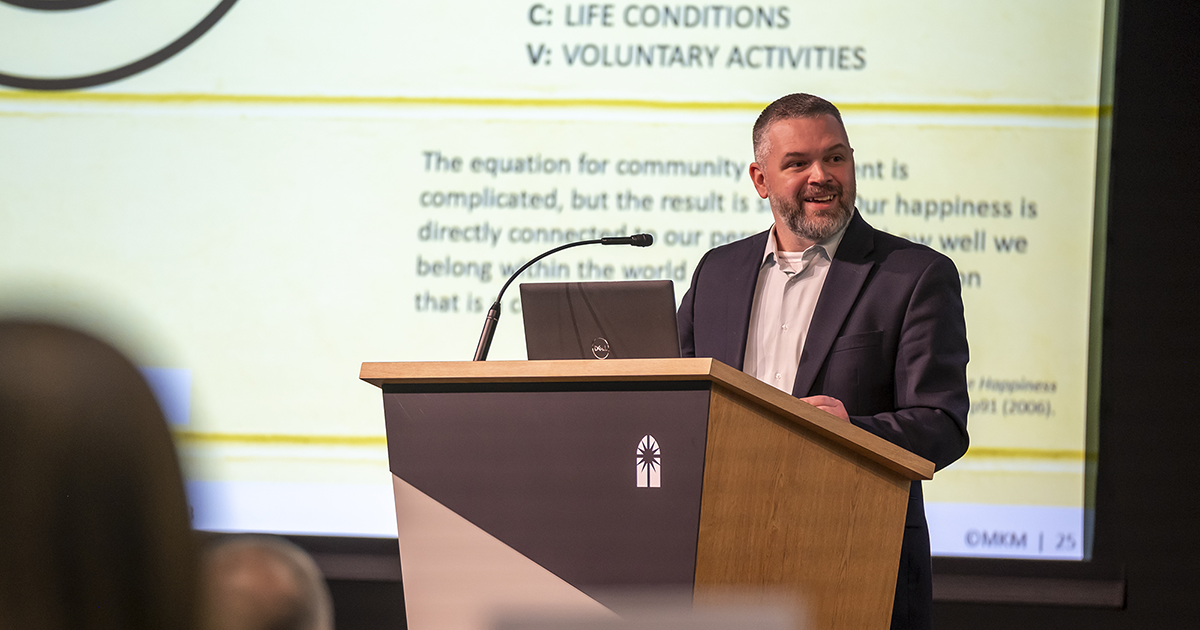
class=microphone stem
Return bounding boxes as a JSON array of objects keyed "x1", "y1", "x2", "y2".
[
  {"x1": 472, "y1": 302, "x2": 501, "y2": 361},
  {"x1": 495, "y1": 239, "x2": 600, "y2": 304},
  {"x1": 472, "y1": 239, "x2": 600, "y2": 361}
]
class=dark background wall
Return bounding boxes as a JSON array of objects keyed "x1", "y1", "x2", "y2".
[{"x1": 935, "y1": 0, "x2": 1200, "y2": 627}]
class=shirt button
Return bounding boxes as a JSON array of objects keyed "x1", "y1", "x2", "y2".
[
  {"x1": 775, "y1": 373, "x2": 783, "y2": 379},
  {"x1": 782, "y1": 324, "x2": 789, "y2": 331}
]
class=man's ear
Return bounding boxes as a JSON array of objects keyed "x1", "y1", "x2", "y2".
[{"x1": 748, "y1": 162, "x2": 769, "y2": 199}]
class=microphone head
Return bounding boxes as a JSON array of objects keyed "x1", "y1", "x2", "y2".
[{"x1": 631, "y1": 233, "x2": 653, "y2": 247}]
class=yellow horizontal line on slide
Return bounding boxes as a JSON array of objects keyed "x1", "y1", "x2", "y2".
[
  {"x1": 174, "y1": 431, "x2": 387, "y2": 447},
  {"x1": 0, "y1": 90, "x2": 1107, "y2": 118},
  {"x1": 963, "y1": 447, "x2": 1092, "y2": 462}
]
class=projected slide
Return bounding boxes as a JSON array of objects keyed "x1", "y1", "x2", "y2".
[{"x1": 0, "y1": 0, "x2": 1108, "y2": 559}]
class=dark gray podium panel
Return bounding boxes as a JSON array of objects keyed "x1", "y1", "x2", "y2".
[{"x1": 382, "y1": 382, "x2": 711, "y2": 600}]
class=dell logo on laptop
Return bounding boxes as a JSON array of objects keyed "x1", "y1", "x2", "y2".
[{"x1": 591, "y1": 337, "x2": 611, "y2": 359}]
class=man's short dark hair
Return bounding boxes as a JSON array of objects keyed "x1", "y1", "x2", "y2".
[{"x1": 752, "y1": 93, "x2": 845, "y2": 161}]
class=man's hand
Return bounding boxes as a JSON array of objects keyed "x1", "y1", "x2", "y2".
[{"x1": 799, "y1": 395, "x2": 850, "y2": 422}]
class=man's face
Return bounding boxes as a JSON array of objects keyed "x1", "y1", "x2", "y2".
[{"x1": 749, "y1": 115, "x2": 856, "y2": 248}]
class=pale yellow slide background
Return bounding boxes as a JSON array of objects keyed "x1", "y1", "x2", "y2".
[{"x1": 0, "y1": 0, "x2": 1107, "y2": 530}]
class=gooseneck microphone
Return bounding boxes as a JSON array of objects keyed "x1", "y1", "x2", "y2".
[{"x1": 472, "y1": 233, "x2": 654, "y2": 361}]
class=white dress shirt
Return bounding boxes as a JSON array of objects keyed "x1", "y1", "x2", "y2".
[{"x1": 743, "y1": 221, "x2": 849, "y2": 393}]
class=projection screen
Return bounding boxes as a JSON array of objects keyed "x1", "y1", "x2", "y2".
[{"x1": 0, "y1": 0, "x2": 1114, "y2": 560}]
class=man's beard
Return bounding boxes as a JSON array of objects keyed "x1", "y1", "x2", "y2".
[{"x1": 772, "y1": 182, "x2": 854, "y2": 243}]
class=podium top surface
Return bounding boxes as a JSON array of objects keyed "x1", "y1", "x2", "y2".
[{"x1": 360, "y1": 358, "x2": 933, "y2": 481}]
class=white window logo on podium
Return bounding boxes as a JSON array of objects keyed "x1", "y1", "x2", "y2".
[{"x1": 636, "y1": 435, "x2": 661, "y2": 488}]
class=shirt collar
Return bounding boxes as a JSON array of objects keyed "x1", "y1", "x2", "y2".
[{"x1": 760, "y1": 210, "x2": 853, "y2": 268}]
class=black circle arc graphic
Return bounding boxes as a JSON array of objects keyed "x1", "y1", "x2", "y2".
[
  {"x1": 2, "y1": 0, "x2": 114, "y2": 10},
  {"x1": 0, "y1": 0, "x2": 239, "y2": 91}
]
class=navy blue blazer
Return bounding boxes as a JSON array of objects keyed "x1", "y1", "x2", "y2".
[{"x1": 677, "y1": 211, "x2": 969, "y2": 629}]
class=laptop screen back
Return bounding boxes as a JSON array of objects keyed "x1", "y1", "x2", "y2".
[{"x1": 520, "y1": 280, "x2": 681, "y2": 360}]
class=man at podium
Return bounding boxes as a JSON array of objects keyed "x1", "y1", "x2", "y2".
[{"x1": 677, "y1": 93, "x2": 970, "y2": 630}]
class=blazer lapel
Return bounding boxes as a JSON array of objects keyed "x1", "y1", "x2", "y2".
[
  {"x1": 723, "y1": 230, "x2": 770, "y2": 370},
  {"x1": 792, "y1": 213, "x2": 876, "y2": 396}
]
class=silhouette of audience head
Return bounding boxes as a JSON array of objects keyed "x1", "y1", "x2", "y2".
[
  {"x1": 0, "y1": 320, "x2": 199, "y2": 629},
  {"x1": 200, "y1": 535, "x2": 335, "y2": 630}
]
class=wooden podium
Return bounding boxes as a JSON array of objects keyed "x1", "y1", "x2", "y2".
[{"x1": 361, "y1": 359, "x2": 932, "y2": 630}]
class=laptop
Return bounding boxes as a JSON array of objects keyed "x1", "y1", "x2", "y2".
[{"x1": 520, "y1": 280, "x2": 682, "y2": 360}]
